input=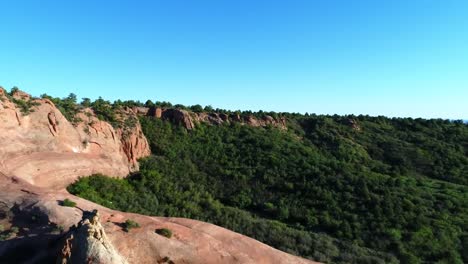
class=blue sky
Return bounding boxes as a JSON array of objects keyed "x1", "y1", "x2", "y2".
[{"x1": 0, "y1": 0, "x2": 467, "y2": 118}]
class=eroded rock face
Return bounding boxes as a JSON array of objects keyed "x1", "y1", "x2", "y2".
[
  {"x1": 142, "y1": 106, "x2": 288, "y2": 130},
  {"x1": 11, "y1": 89, "x2": 31, "y2": 101},
  {"x1": 159, "y1": 108, "x2": 195, "y2": 130},
  {"x1": 0, "y1": 89, "x2": 150, "y2": 189},
  {"x1": 57, "y1": 210, "x2": 127, "y2": 264}
]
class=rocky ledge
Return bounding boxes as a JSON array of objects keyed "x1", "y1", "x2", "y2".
[
  {"x1": 0, "y1": 87, "x2": 150, "y2": 189},
  {"x1": 142, "y1": 106, "x2": 288, "y2": 130}
]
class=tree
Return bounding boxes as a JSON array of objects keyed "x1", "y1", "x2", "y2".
[
  {"x1": 190, "y1": 104, "x2": 204, "y2": 113},
  {"x1": 204, "y1": 105, "x2": 214, "y2": 112},
  {"x1": 145, "y1": 100, "x2": 155, "y2": 108},
  {"x1": 81, "y1": 98, "x2": 91, "y2": 107}
]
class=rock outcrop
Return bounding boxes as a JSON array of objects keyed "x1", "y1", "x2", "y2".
[
  {"x1": 0, "y1": 175, "x2": 317, "y2": 264},
  {"x1": 0, "y1": 88, "x2": 150, "y2": 189},
  {"x1": 57, "y1": 210, "x2": 127, "y2": 264},
  {"x1": 159, "y1": 108, "x2": 195, "y2": 130},
  {"x1": 143, "y1": 106, "x2": 288, "y2": 130}
]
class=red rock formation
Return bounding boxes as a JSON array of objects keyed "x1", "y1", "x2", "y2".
[
  {"x1": 160, "y1": 108, "x2": 195, "y2": 130},
  {"x1": 243, "y1": 115, "x2": 260, "y2": 127},
  {"x1": 147, "y1": 107, "x2": 162, "y2": 118},
  {"x1": 118, "y1": 121, "x2": 151, "y2": 171},
  {"x1": 57, "y1": 210, "x2": 127, "y2": 264},
  {"x1": 219, "y1": 113, "x2": 229, "y2": 122},
  {"x1": 230, "y1": 113, "x2": 242, "y2": 122},
  {"x1": 0, "y1": 176, "x2": 318, "y2": 264},
  {"x1": 132, "y1": 106, "x2": 149, "y2": 115},
  {"x1": 48, "y1": 111, "x2": 59, "y2": 135},
  {"x1": 11, "y1": 89, "x2": 31, "y2": 101},
  {"x1": 155, "y1": 107, "x2": 162, "y2": 118},
  {"x1": 0, "y1": 90, "x2": 150, "y2": 189},
  {"x1": 144, "y1": 107, "x2": 287, "y2": 130}
]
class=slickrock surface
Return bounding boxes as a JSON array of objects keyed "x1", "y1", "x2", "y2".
[
  {"x1": 0, "y1": 88, "x2": 150, "y2": 189},
  {"x1": 0, "y1": 175, "x2": 317, "y2": 264}
]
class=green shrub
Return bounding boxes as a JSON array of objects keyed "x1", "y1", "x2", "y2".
[
  {"x1": 155, "y1": 228, "x2": 172, "y2": 238},
  {"x1": 61, "y1": 198, "x2": 77, "y2": 207},
  {"x1": 11, "y1": 98, "x2": 40, "y2": 115},
  {"x1": 10, "y1": 226, "x2": 19, "y2": 233},
  {"x1": 124, "y1": 219, "x2": 140, "y2": 232},
  {"x1": 52, "y1": 224, "x2": 64, "y2": 234}
]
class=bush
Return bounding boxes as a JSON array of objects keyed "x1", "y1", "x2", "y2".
[
  {"x1": 10, "y1": 226, "x2": 19, "y2": 234},
  {"x1": 52, "y1": 224, "x2": 64, "y2": 234},
  {"x1": 11, "y1": 98, "x2": 40, "y2": 115},
  {"x1": 61, "y1": 198, "x2": 77, "y2": 207},
  {"x1": 155, "y1": 228, "x2": 172, "y2": 238},
  {"x1": 124, "y1": 219, "x2": 140, "y2": 232}
]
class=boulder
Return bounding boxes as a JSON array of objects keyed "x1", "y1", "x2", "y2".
[
  {"x1": 57, "y1": 210, "x2": 127, "y2": 264},
  {"x1": 161, "y1": 108, "x2": 195, "y2": 130}
]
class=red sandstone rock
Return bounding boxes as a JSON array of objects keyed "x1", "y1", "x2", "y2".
[
  {"x1": 11, "y1": 89, "x2": 31, "y2": 101},
  {"x1": 0, "y1": 91, "x2": 150, "y2": 189},
  {"x1": 160, "y1": 108, "x2": 195, "y2": 130},
  {"x1": 229, "y1": 113, "x2": 242, "y2": 122},
  {"x1": 155, "y1": 107, "x2": 162, "y2": 118},
  {"x1": 132, "y1": 106, "x2": 149, "y2": 115},
  {"x1": 0, "y1": 176, "x2": 318, "y2": 264},
  {"x1": 142, "y1": 106, "x2": 287, "y2": 130},
  {"x1": 243, "y1": 115, "x2": 260, "y2": 127}
]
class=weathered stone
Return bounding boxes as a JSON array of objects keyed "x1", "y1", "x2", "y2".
[
  {"x1": 57, "y1": 210, "x2": 127, "y2": 264},
  {"x1": 161, "y1": 108, "x2": 195, "y2": 130},
  {"x1": 0, "y1": 91, "x2": 150, "y2": 189}
]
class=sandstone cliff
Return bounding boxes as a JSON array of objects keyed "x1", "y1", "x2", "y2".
[
  {"x1": 143, "y1": 106, "x2": 288, "y2": 130},
  {"x1": 57, "y1": 210, "x2": 127, "y2": 264},
  {"x1": 0, "y1": 87, "x2": 150, "y2": 189}
]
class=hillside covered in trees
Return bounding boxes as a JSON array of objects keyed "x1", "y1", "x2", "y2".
[
  {"x1": 62, "y1": 96, "x2": 467, "y2": 264},
  {"x1": 24, "y1": 88, "x2": 466, "y2": 263},
  {"x1": 2, "y1": 88, "x2": 462, "y2": 263}
]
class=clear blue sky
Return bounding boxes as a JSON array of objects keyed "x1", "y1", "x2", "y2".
[{"x1": 0, "y1": 1, "x2": 467, "y2": 118}]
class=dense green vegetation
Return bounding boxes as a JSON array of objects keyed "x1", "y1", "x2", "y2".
[
  {"x1": 3, "y1": 87, "x2": 41, "y2": 115},
  {"x1": 155, "y1": 228, "x2": 173, "y2": 238},
  {"x1": 60, "y1": 198, "x2": 77, "y2": 207},
  {"x1": 69, "y1": 114, "x2": 468, "y2": 263},
  {"x1": 123, "y1": 219, "x2": 140, "y2": 232}
]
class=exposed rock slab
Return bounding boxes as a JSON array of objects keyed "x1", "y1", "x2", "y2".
[
  {"x1": 0, "y1": 175, "x2": 318, "y2": 264},
  {"x1": 0, "y1": 88, "x2": 150, "y2": 189}
]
